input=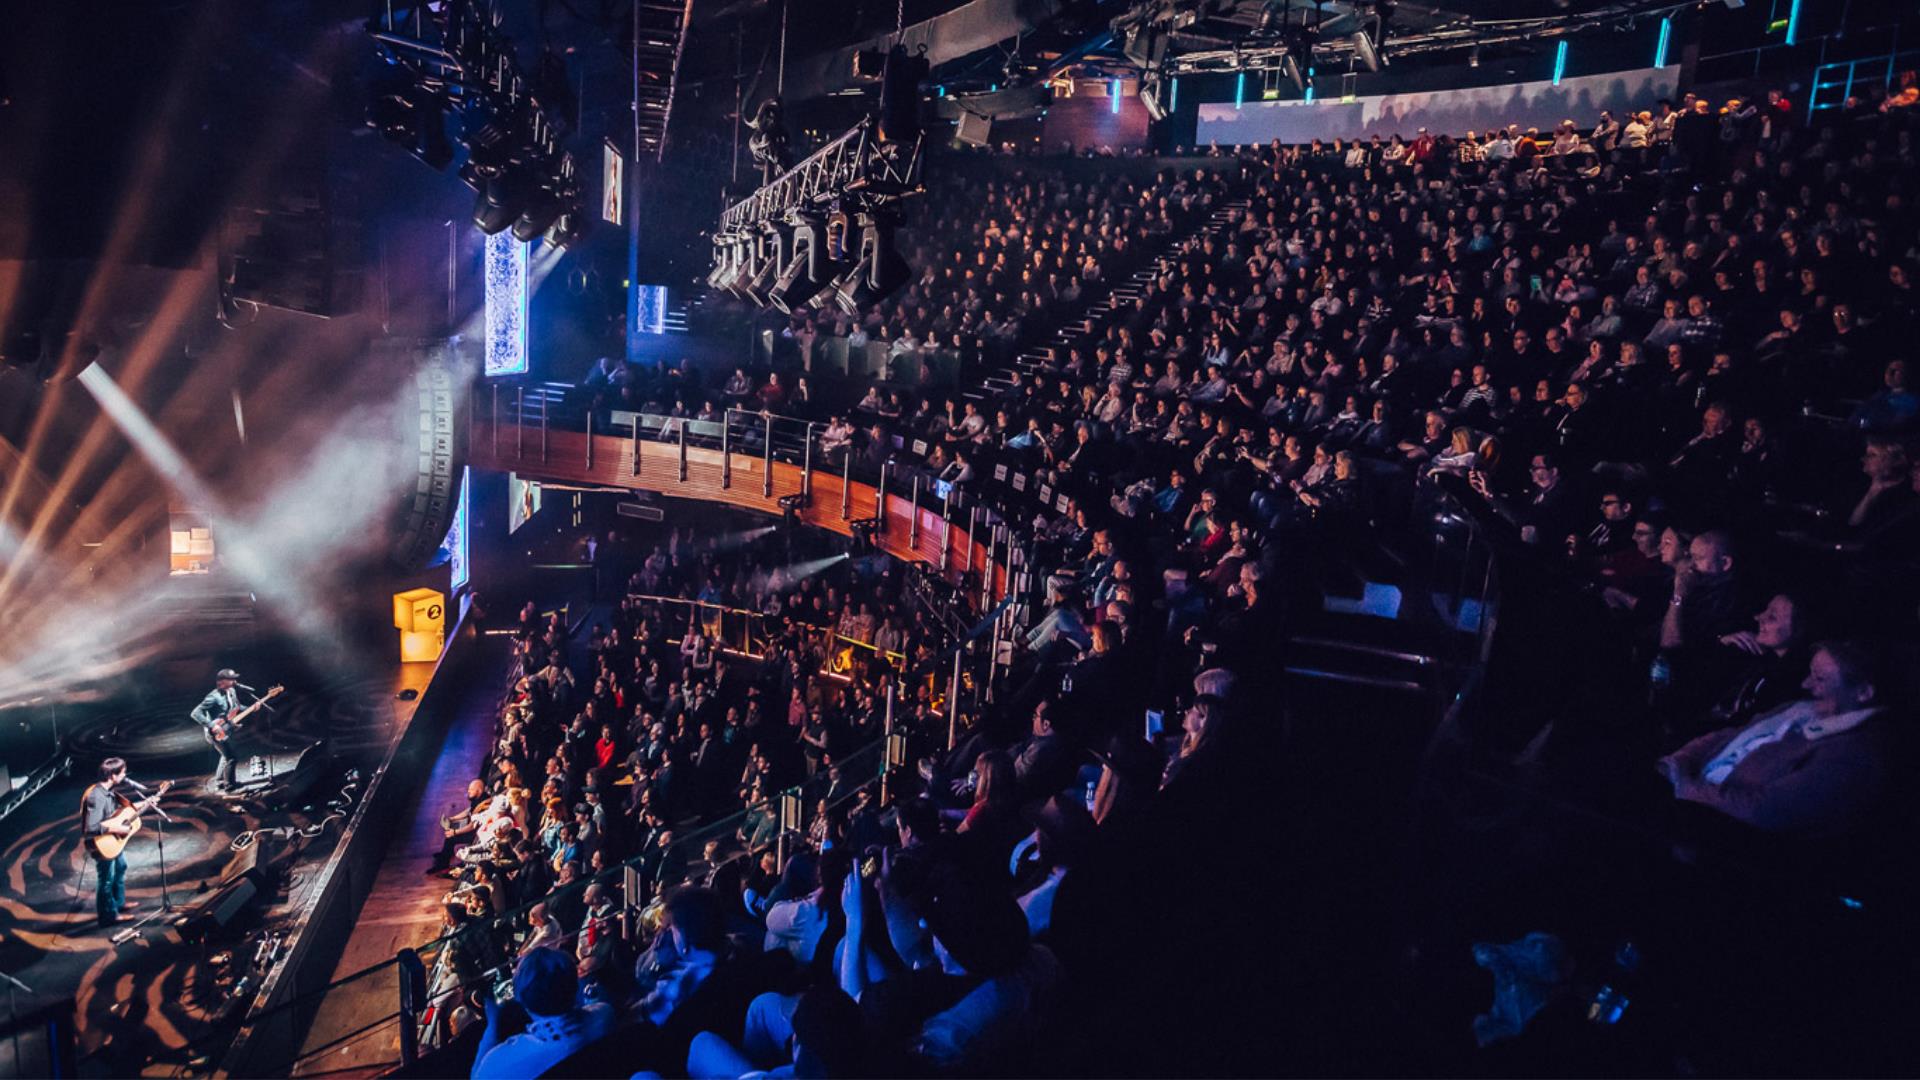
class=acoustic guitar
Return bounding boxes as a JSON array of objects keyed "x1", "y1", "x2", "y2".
[
  {"x1": 206, "y1": 685, "x2": 284, "y2": 742},
  {"x1": 91, "y1": 780, "x2": 173, "y2": 860}
]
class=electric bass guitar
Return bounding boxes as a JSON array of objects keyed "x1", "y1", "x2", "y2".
[
  {"x1": 206, "y1": 685, "x2": 284, "y2": 742},
  {"x1": 90, "y1": 780, "x2": 173, "y2": 860}
]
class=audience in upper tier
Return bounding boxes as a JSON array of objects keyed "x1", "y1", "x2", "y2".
[{"x1": 475, "y1": 77, "x2": 1920, "y2": 1077}]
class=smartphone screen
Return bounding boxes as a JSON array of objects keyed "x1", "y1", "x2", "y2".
[{"x1": 1145, "y1": 710, "x2": 1164, "y2": 740}]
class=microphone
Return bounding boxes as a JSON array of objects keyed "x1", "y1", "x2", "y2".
[
  {"x1": 121, "y1": 777, "x2": 150, "y2": 793},
  {"x1": 237, "y1": 682, "x2": 259, "y2": 692}
]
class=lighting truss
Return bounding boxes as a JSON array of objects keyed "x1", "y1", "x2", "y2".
[
  {"x1": 367, "y1": 1, "x2": 585, "y2": 238},
  {"x1": 1163, "y1": 0, "x2": 1696, "y2": 76},
  {"x1": 716, "y1": 117, "x2": 923, "y2": 238}
]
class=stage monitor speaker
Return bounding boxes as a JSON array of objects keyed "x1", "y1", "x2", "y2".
[
  {"x1": 169, "y1": 873, "x2": 263, "y2": 942},
  {"x1": 232, "y1": 740, "x2": 329, "y2": 811},
  {"x1": 261, "y1": 740, "x2": 329, "y2": 809},
  {"x1": 206, "y1": 875, "x2": 260, "y2": 929},
  {"x1": 956, "y1": 111, "x2": 994, "y2": 147}
]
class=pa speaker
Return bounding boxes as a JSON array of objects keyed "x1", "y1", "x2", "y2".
[
  {"x1": 1122, "y1": 27, "x2": 1168, "y2": 69},
  {"x1": 957, "y1": 111, "x2": 994, "y2": 147},
  {"x1": 391, "y1": 354, "x2": 469, "y2": 572}
]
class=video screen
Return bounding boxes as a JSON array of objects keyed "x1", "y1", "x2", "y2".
[{"x1": 509, "y1": 473, "x2": 542, "y2": 534}]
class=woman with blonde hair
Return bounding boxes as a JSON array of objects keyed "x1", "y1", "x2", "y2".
[{"x1": 1426, "y1": 426, "x2": 1482, "y2": 478}]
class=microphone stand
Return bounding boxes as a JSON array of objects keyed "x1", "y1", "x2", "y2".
[
  {"x1": 235, "y1": 688, "x2": 278, "y2": 786},
  {"x1": 111, "y1": 793, "x2": 176, "y2": 945},
  {"x1": 0, "y1": 967, "x2": 36, "y2": 1076}
]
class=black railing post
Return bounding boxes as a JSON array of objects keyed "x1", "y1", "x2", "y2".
[
  {"x1": 802, "y1": 423, "x2": 814, "y2": 499},
  {"x1": 908, "y1": 476, "x2": 920, "y2": 550},
  {"x1": 763, "y1": 414, "x2": 774, "y2": 498}
]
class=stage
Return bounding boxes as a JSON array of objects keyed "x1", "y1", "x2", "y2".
[{"x1": 0, "y1": 641, "x2": 433, "y2": 1077}]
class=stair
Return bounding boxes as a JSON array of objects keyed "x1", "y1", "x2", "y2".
[{"x1": 969, "y1": 191, "x2": 1253, "y2": 393}]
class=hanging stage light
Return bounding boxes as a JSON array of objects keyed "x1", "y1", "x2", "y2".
[
  {"x1": 367, "y1": 2, "x2": 594, "y2": 241},
  {"x1": 1280, "y1": 50, "x2": 1306, "y2": 93},
  {"x1": 543, "y1": 205, "x2": 590, "y2": 250},
  {"x1": 513, "y1": 157, "x2": 578, "y2": 244},
  {"x1": 725, "y1": 232, "x2": 765, "y2": 300},
  {"x1": 512, "y1": 186, "x2": 565, "y2": 243},
  {"x1": 707, "y1": 232, "x2": 740, "y2": 289},
  {"x1": 707, "y1": 102, "x2": 923, "y2": 313},
  {"x1": 1349, "y1": 30, "x2": 1382, "y2": 73},
  {"x1": 367, "y1": 78, "x2": 454, "y2": 171},
  {"x1": 460, "y1": 99, "x2": 534, "y2": 235},
  {"x1": 737, "y1": 222, "x2": 787, "y2": 307},
  {"x1": 828, "y1": 250, "x2": 875, "y2": 315},
  {"x1": 769, "y1": 212, "x2": 830, "y2": 314},
  {"x1": 831, "y1": 214, "x2": 908, "y2": 315},
  {"x1": 471, "y1": 170, "x2": 530, "y2": 235}
]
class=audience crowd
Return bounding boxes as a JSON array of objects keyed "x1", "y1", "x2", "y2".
[{"x1": 451, "y1": 77, "x2": 1919, "y2": 1077}]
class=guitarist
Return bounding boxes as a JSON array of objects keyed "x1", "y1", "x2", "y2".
[
  {"x1": 191, "y1": 667, "x2": 251, "y2": 790},
  {"x1": 80, "y1": 757, "x2": 141, "y2": 926}
]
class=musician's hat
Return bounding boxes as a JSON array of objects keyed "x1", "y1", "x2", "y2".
[{"x1": 215, "y1": 668, "x2": 242, "y2": 681}]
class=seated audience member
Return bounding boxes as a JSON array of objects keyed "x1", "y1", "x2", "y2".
[
  {"x1": 685, "y1": 986, "x2": 868, "y2": 1079},
  {"x1": 1689, "y1": 592, "x2": 1816, "y2": 739},
  {"x1": 471, "y1": 947, "x2": 616, "y2": 1080},
  {"x1": 1659, "y1": 642, "x2": 1901, "y2": 835}
]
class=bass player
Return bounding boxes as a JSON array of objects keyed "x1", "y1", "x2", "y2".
[
  {"x1": 80, "y1": 757, "x2": 141, "y2": 926},
  {"x1": 190, "y1": 667, "x2": 264, "y2": 791}
]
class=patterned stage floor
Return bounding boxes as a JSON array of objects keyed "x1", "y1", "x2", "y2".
[{"x1": 0, "y1": 655, "x2": 412, "y2": 1077}]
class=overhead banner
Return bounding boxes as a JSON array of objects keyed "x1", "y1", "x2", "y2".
[
  {"x1": 603, "y1": 139, "x2": 625, "y2": 226},
  {"x1": 1197, "y1": 67, "x2": 1678, "y2": 147},
  {"x1": 483, "y1": 232, "x2": 529, "y2": 377}
]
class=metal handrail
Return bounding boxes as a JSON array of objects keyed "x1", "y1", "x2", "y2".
[{"x1": 626, "y1": 593, "x2": 909, "y2": 668}]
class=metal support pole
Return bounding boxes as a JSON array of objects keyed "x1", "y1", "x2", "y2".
[
  {"x1": 940, "y1": 500, "x2": 951, "y2": 572},
  {"x1": 631, "y1": 416, "x2": 640, "y2": 476},
  {"x1": 678, "y1": 419, "x2": 689, "y2": 482},
  {"x1": 586, "y1": 408, "x2": 594, "y2": 470},
  {"x1": 946, "y1": 646, "x2": 963, "y2": 751},
  {"x1": 964, "y1": 505, "x2": 977, "y2": 574},
  {"x1": 515, "y1": 385, "x2": 524, "y2": 458},
  {"x1": 983, "y1": 522, "x2": 998, "y2": 607},
  {"x1": 763, "y1": 414, "x2": 774, "y2": 497},
  {"x1": 490, "y1": 383, "x2": 499, "y2": 459},
  {"x1": 908, "y1": 476, "x2": 920, "y2": 550},
  {"x1": 541, "y1": 394, "x2": 548, "y2": 462},
  {"x1": 802, "y1": 423, "x2": 814, "y2": 498},
  {"x1": 722, "y1": 410, "x2": 732, "y2": 488},
  {"x1": 982, "y1": 525, "x2": 996, "y2": 606},
  {"x1": 842, "y1": 452, "x2": 852, "y2": 519},
  {"x1": 880, "y1": 679, "x2": 895, "y2": 804},
  {"x1": 985, "y1": 613, "x2": 1001, "y2": 703},
  {"x1": 876, "y1": 463, "x2": 889, "y2": 537}
]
